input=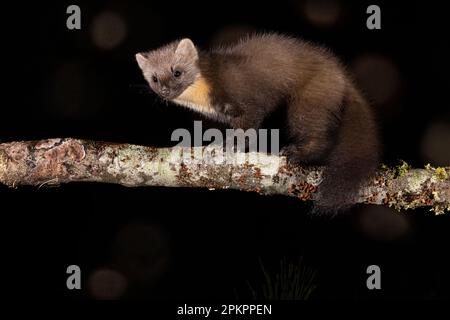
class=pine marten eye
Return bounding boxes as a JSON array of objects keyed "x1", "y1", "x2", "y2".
[
  {"x1": 173, "y1": 70, "x2": 182, "y2": 78},
  {"x1": 152, "y1": 75, "x2": 158, "y2": 83}
]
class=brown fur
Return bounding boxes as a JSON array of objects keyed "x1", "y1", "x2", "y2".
[{"x1": 136, "y1": 33, "x2": 381, "y2": 213}]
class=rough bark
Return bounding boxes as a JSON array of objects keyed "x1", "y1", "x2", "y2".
[{"x1": 0, "y1": 138, "x2": 449, "y2": 214}]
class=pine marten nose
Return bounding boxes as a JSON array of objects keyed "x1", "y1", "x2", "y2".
[{"x1": 161, "y1": 87, "x2": 170, "y2": 96}]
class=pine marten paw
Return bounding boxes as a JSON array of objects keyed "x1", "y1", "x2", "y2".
[{"x1": 280, "y1": 145, "x2": 304, "y2": 165}]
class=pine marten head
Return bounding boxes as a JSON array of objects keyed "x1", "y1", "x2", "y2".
[{"x1": 136, "y1": 39, "x2": 200, "y2": 100}]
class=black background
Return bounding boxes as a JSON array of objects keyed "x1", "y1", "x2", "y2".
[{"x1": 1, "y1": 0, "x2": 449, "y2": 301}]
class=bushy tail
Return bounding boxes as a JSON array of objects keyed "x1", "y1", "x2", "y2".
[{"x1": 314, "y1": 87, "x2": 380, "y2": 214}]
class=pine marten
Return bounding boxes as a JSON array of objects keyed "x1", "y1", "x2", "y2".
[{"x1": 135, "y1": 33, "x2": 380, "y2": 213}]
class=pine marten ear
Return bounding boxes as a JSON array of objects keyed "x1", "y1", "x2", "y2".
[
  {"x1": 135, "y1": 53, "x2": 147, "y2": 70},
  {"x1": 175, "y1": 38, "x2": 198, "y2": 61}
]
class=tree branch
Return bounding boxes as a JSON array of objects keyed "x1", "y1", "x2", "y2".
[{"x1": 0, "y1": 138, "x2": 448, "y2": 214}]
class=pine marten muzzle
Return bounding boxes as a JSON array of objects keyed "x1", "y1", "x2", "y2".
[{"x1": 136, "y1": 33, "x2": 380, "y2": 213}]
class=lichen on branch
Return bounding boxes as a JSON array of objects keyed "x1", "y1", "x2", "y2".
[{"x1": 0, "y1": 138, "x2": 449, "y2": 214}]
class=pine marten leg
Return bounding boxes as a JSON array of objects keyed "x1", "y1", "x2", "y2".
[
  {"x1": 225, "y1": 103, "x2": 267, "y2": 152},
  {"x1": 282, "y1": 96, "x2": 341, "y2": 165}
]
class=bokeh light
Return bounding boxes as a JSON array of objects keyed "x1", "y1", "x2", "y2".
[
  {"x1": 91, "y1": 11, "x2": 127, "y2": 50},
  {"x1": 352, "y1": 54, "x2": 402, "y2": 106},
  {"x1": 421, "y1": 121, "x2": 450, "y2": 166},
  {"x1": 357, "y1": 206, "x2": 411, "y2": 242},
  {"x1": 302, "y1": 0, "x2": 341, "y2": 27},
  {"x1": 209, "y1": 25, "x2": 257, "y2": 47},
  {"x1": 88, "y1": 268, "x2": 128, "y2": 300},
  {"x1": 113, "y1": 222, "x2": 170, "y2": 285}
]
